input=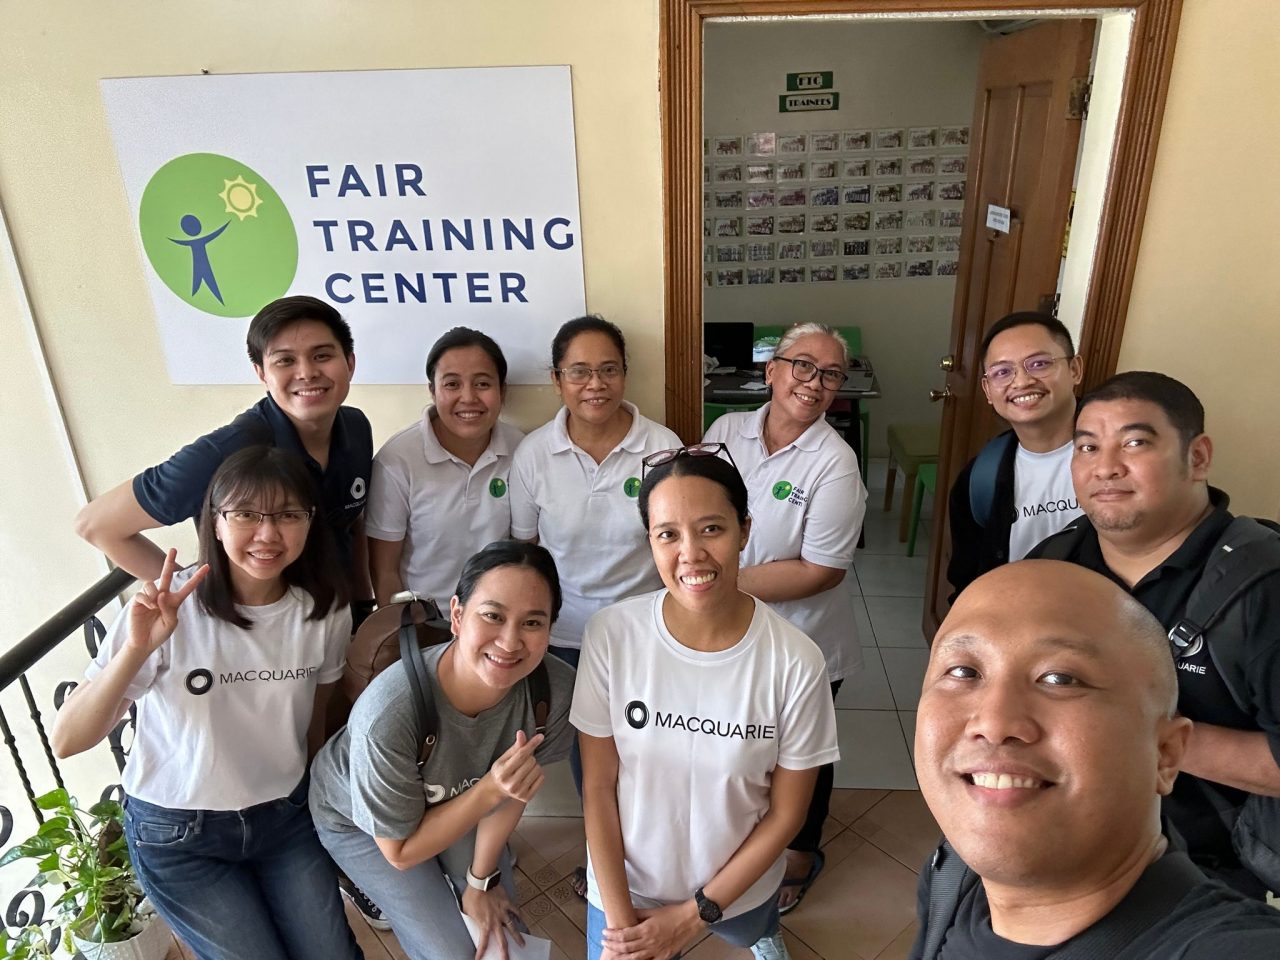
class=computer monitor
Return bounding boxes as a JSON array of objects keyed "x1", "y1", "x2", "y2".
[{"x1": 703, "y1": 322, "x2": 755, "y2": 370}]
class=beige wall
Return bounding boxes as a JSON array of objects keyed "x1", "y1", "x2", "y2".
[
  {"x1": 1118, "y1": 0, "x2": 1280, "y2": 520},
  {"x1": 703, "y1": 20, "x2": 985, "y2": 457}
]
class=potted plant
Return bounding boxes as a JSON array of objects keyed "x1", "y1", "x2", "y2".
[{"x1": 0, "y1": 788, "x2": 170, "y2": 960}]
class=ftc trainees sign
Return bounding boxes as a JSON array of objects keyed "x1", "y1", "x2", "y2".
[{"x1": 101, "y1": 67, "x2": 586, "y2": 384}]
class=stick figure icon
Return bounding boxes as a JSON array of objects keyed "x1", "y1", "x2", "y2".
[{"x1": 170, "y1": 214, "x2": 230, "y2": 303}]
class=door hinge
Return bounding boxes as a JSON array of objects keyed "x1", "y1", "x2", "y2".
[
  {"x1": 1068, "y1": 76, "x2": 1092, "y2": 120},
  {"x1": 1038, "y1": 293, "x2": 1061, "y2": 317}
]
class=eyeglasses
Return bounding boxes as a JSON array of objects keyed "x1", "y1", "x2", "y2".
[
  {"x1": 555, "y1": 363, "x2": 626, "y2": 384},
  {"x1": 983, "y1": 355, "x2": 1072, "y2": 386},
  {"x1": 772, "y1": 355, "x2": 849, "y2": 389},
  {"x1": 218, "y1": 508, "x2": 315, "y2": 528},
  {"x1": 641, "y1": 442, "x2": 738, "y2": 478}
]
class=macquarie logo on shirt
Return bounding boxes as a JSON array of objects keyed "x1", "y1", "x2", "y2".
[
  {"x1": 424, "y1": 776, "x2": 483, "y2": 804},
  {"x1": 184, "y1": 664, "x2": 320, "y2": 695},
  {"x1": 1019, "y1": 496, "x2": 1078, "y2": 519},
  {"x1": 624, "y1": 699, "x2": 776, "y2": 741}
]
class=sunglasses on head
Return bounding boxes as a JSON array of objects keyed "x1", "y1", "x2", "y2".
[{"x1": 641, "y1": 442, "x2": 737, "y2": 478}]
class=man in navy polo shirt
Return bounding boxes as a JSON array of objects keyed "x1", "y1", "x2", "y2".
[{"x1": 76, "y1": 295, "x2": 374, "y2": 602}]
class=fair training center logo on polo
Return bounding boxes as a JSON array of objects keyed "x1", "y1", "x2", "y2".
[{"x1": 139, "y1": 152, "x2": 298, "y2": 318}]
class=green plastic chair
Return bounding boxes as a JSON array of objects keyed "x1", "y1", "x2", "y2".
[
  {"x1": 907, "y1": 462, "x2": 938, "y2": 558},
  {"x1": 752, "y1": 323, "x2": 869, "y2": 479},
  {"x1": 703, "y1": 402, "x2": 762, "y2": 433}
]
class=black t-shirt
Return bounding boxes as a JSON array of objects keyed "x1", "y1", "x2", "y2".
[
  {"x1": 911, "y1": 846, "x2": 1280, "y2": 960},
  {"x1": 1026, "y1": 490, "x2": 1280, "y2": 885}
]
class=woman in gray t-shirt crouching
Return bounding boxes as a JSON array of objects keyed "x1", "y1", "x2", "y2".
[{"x1": 309, "y1": 541, "x2": 576, "y2": 959}]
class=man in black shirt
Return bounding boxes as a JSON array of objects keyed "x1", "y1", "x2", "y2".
[
  {"x1": 1028, "y1": 371, "x2": 1280, "y2": 896},
  {"x1": 910, "y1": 561, "x2": 1280, "y2": 959}
]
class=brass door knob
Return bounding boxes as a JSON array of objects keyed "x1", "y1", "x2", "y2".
[
  {"x1": 939, "y1": 355, "x2": 956, "y2": 371},
  {"x1": 930, "y1": 385, "x2": 953, "y2": 402}
]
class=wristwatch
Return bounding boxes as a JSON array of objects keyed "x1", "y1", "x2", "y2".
[
  {"x1": 466, "y1": 866, "x2": 502, "y2": 892},
  {"x1": 694, "y1": 887, "x2": 722, "y2": 924}
]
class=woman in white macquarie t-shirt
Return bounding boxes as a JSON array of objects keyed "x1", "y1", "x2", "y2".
[
  {"x1": 367, "y1": 327, "x2": 524, "y2": 610},
  {"x1": 702, "y1": 322, "x2": 868, "y2": 915},
  {"x1": 52, "y1": 446, "x2": 359, "y2": 960},
  {"x1": 574, "y1": 448, "x2": 839, "y2": 960}
]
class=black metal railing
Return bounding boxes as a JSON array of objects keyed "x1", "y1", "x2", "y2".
[{"x1": 0, "y1": 566, "x2": 136, "y2": 935}]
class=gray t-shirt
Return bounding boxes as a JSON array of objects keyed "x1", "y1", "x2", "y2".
[{"x1": 309, "y1": 643, "x2": 575, "y2": 879}]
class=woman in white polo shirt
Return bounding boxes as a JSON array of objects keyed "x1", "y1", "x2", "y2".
[
  {"x1": 367, "y1": 327, "x2": 524, "y2": 611},
  {"x1": 574, "y1": 447, "x2": 839, "y2": 960},
  {"x1": 703, "y1": 321, "x2": 867, "y2": 915}
]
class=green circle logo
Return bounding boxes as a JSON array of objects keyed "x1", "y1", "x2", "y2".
[
  {"x1": 139, "y1": 153, "x2": 298, "y2": 318},
  {"x1": 772, "y1": 481, "x2": 794, "y2": 501},
  {"x1": 623, "y1": 477, "x2": 641, "y2": 498},
  {"x1": 489, "y1": 477, "x2": 508, "y2": 498}
]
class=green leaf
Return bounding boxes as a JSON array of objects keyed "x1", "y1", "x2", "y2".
[
  {"x1": 35, "y1": 853, "x2": 59, "y2": 872},
  {"x1": 34, "y1": 788, "x2": 70, "y2": 811},
  {"x1": 88, "y1": 800, "x2": 124, "y2": 822},
  {"x1": 35, "y1": 816, "x2": 70, "y2": 836}
]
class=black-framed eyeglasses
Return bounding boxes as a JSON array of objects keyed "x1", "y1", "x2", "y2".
[
  {"x1": 982, "y1": 355, "x2": 1072, "y2": 386},
  {"x1": 218, "y1": 508, "x2": 315, "y2": 529},
  {"x1": 641, "y1": 442, "x2": 738, "y2": 478},
  {"x1": 554, "y1": 362, "x2": 627, "y2": 384},
  {"x1": 772, "y1": 355, "x2": 849, "y2": 389}
]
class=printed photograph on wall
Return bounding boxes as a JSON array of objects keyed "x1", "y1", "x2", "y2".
[
  {"x1": 905, "y1": 209, "x2": 936, "y2": 229},
  {"x1": 746, "y1": 163, "x2": 775, "y2": 183},
  {"x1": 874, "y1": 157, "x2": 903, "y2": 178},
  {"x1": 705, "y1": 269, "x2": 713, "y2": 287},
  {"x1": 938, "y1": 181, "x2": 966, "y2": 202},
  {"x1": 716, "y1": 268, "x2": 744, "y2": 285},
  {"x1": 715, "y1": 244, "x2": 744, "y2": 262},
  {"x1": 704, "y1": 164, "x2": 710, "y2": 183},
  {"x1": 843, "y1": 159, "x2": 871, "y2": 178},
  {"x1": 906, "y1": 181, "x2": 935, "y2": 202},
  {"x1": 778, "y1": 188, "x2": 807, "y2": 206},
  {"x1": 703, "y1": 218, "x2": 711, "y2": 237},
  {"x1": 811, "y1": 160, "x2": 839, "y2": 179},
  {"x1": 875, "y1": 128, "x2": 904, "y2": 151},
  {"x1": 908, "y1": 127, "x2": 938, "y2": 150},
  {"x1": 714, "y1": 164, "x2": 743, "y2": 183},
  {"x1": 842, "y1": 129, "x2": 872, "y2": 151},
  {"x1": 810, "y1": 239, "x2": 837, "y2": 258},
  {"x1": 940, "y1": 125, "x2": 970, "y2": 147},
  {"x1": 844, "y1": 212, "x2": 871, "y2": 231},
  {"x1": 811, "y1": 213, "x2": 838, "y2": 232},
  {"x1": 874, "y1": 183, "x2": 903, "y2": 204},
  {"x1": 810, "y1": 186, "x2": 840, "y2": 206},
  {"x1": 779, "y1": 240, "x2": 807, "y2": 259},
  {"x1": 778, "y1": 133, "x2": 808, "y2": 153},
  {"x1": 936, "y1": 258, "x2": 960, "y2": 276},
  {"x1": 907, "y1": 259, "x2": 935, "y2": 277},
  {"x1": 907, "y1": 235, "x2": 935, "y2": 253},
  {"x1": 780, "y1": 266, "x2": 805, "y2": 283},
  {"x1": 746, "y1": 132, "x2": 776, "y2": 156},
  {"x1": 940, "y1": 155, "x2": 967, "y2": 176},
  {"x1": 810, "y1": 265, "x2": 837, "y2": 282},
  {"x1": 842, "y1": 262, "x2": 871, "y2": 281},
  {"x1": 747, "y1": 267, "x2": 776, "y2": 284},
  {"x1": 908, "y1": 156, "x2": 937, "y2": 176},
  {"x1": 875, "y1": 209, "x2": 904, "y2": 231},
  {"x1": 936, "y1": 234, "x2": 961, "y2": 252},
  {"x1": 939, "y1": 208, "x2": 964, "y2": 228},
  {"x1": 875, "y1": 236, "x2": 903, "y2": 256},
  {"x1": 715, "y1": 217, "x2": 742, "y2": 237},
  {"x1": 843, "y1": 238, "x2": 870, "y2": 256},
  {"x1": 811, "y1": 131, "x2": 840, "y2": 152},
  {"x1": 874, "y1": 260, "x2": 903, "y2": 279},
  {"x1": 843, "y1": 183, "x2": 872, "y2": 204},
  {"x1": 713, "y1": 136, "x2": 743, "y2": 156},
  {"x1": 745, "y1": 215, "x2": 774, "y2": 235},
  {"x1": 746, "y1": 189, "x2": 775, "y2": 209},
  {"x1": 713, "y1": 190, "x2": 743, "y2": 208},
  {"x1": 747, "y1": 242, "x2": 775, "y2": 261},
  {"x1": 777, "y1": 162, "x2": 806, "y2": 181},
  {"x1": 778, "y1": 214, "x2": 806, "y2": 233}
]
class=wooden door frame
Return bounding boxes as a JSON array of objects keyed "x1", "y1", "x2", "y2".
[{"x1": 660, "y1": 0, "x2": 1183, "y2": 441}]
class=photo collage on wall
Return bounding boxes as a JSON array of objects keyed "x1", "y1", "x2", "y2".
[{"x1": 703, "y1": 125, "x2": 969, "y2": 286}]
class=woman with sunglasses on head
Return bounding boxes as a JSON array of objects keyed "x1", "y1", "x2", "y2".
[
  {"x1": 702, "y1": 321, "x2": 867, "y2": 915},
  {"x1": 574, "y1": 447, "x2": 839, "y2": 960},
  {"x1": 366, "y1": 327, "x2": 524, "y2": 612},
  {"x1": 52, "y1": 446, "x2": 361, "y2": 960},
  {"x1": 308, "y1": 541, "x2": 576, "y2": 960}
]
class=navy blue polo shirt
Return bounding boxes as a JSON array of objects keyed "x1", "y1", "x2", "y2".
[{"x1": 132, "y1": 395, "x2": 372, "y2": 567}]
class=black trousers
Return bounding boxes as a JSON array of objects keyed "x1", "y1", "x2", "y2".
[{"x1": 789, "y1": 679, "x2": 842, "y2": 853}]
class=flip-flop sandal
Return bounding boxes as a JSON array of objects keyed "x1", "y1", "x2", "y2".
[
  {"x1": 777, "y1": 850, "x2": 826, "y2": 916},
  {"x1": 570, "y1": 866, "x2": 589, "y2": 900}
]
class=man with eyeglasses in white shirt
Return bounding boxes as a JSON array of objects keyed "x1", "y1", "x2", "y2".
[{"x1": 945, "y1": 312, "x2": 1084, "y2": 603}]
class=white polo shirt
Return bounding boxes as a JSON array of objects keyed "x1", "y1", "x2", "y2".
[
  {"x1": 704, "y1": 404, "x2": 867, "y2": 681},
  {"x1": 571, "y1": 591, "x2": 840, "y2": 919},
  {"x1": 87, "y1": 570, "x2": 350, "y2": 811},
  {"x1": 366, "y1": 412, "x2": 524, "y2": 611},
  {"x1": 510, "y1": 401, "x2": 680, "y2": 649}
]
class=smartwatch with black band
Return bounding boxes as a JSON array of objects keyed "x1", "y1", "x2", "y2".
[
  {"x1": 694, "y1": 887, "x2": 722, "y2": 924},
  {"x1": 466, "y1": 866, "x2": 502, "y2": 892}
]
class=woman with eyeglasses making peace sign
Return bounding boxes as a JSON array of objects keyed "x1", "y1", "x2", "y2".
[{"x1": 703, "y1": 321, "x2": 868, "y2": 916}]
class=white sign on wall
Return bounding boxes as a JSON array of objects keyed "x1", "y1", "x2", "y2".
[{"x1": 101, "y1": 67, "x2": 586, "y2": 384}]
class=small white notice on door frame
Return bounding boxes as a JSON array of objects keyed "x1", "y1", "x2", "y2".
[{"x1": 986, "y1": 204, "x2": 1012, "y2": 233}]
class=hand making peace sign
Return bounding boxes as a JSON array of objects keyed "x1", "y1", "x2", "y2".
[{"x1": 126, "y1": 549, "x2": 210, "y2": 655}]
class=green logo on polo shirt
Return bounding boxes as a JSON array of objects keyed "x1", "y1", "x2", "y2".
[
  {"x1": 623, "y1": 477, "x2": 641, "y2": 498},
  {"x1": 772, "y1": 481, "x2": 794, "y2": 501},
  {"x1": 489, "y1": 477, "x2": 508, "y2": 498}
]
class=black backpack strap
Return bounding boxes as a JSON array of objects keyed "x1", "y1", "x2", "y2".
[
  {"x1": 397, "y1": 600, "x2": 439, "y2": 768},
  {"x1": 1030, "y1": 516, "x2": 1089, "y2": 561},
  {"x1": 1046, "y1": 852, "x2": 1204, "y2": 960},
  {"x1": 528, "y1": 662, "x2": 551, "y2": 734},
  {"x1": 1172, "y1": 517, "x2": 1280, "y2": 714},
  {"x1": 968, "y1": 431, "x2": 1016, "y2": 529},
  {"x1": 922, "y1": 840, "x2": 978, "y2": 960}
]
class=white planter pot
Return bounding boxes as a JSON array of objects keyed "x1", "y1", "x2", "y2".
[{"x1": 72, "y1": 912, "x2": 172, "y2": 960}]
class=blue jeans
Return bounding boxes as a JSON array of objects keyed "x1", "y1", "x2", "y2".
[
  {"x1": 586, "y1": 897, "x2": 785, "y2": 960},
  {"x1": 549, "y1": 645, "x2": 584, "y2": 794},
  {"x1": 124, "y1": 779, "x2": 361, "y2": 960}
]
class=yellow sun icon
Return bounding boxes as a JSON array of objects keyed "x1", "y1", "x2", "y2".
[{"x1": 219, "y1": 175, "x2": 263, "y2": 221}]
